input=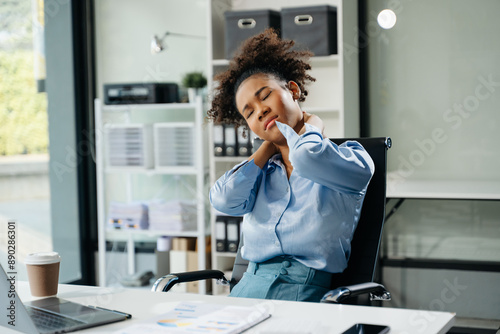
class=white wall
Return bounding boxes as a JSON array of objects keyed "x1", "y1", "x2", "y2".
[
  {"x1": 94, "y1": 0, "x2": 208, "y2": 100},
  {"x1": 367, "y1": 0, "x2": 500, "y2": 182}
]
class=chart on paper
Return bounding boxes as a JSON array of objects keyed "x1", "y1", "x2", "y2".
[{"x1": 113, "y1": 301, "x2": 271, "y2": 334}]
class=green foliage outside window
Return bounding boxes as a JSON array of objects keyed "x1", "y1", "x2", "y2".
[{"x1": 0, "y1": 50, "x2": 48, "y2": 155}]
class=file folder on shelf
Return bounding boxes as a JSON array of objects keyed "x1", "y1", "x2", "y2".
[
  {"x1": 226, "y1": 218, "x2": 240, "y2": 253},
  {"x1": 236, "y1": 126, "x2": 253, "y2": 157},
  {"x1": 224, "y1": 124, "x2": 236, "y2": 156},
  {"x1": 215, "y1": 215, "x2": 243, "y2": 253},
  {"x1": 215, "y1": 216, "x2": 227, "y2": 252},
  {"x1": 213, "y1": 124, "x2": 224, "y2": 157},
  {"x1": 213, "y1": 124, "x2": 254, "y2": 157}
]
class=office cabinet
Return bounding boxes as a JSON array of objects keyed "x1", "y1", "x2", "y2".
[
  {"x1": 206, "y1": 0, "x2": 360, "y2": 295},
  {"x1": 95, "y1": 97, "x2": 210, "y2": 293}
]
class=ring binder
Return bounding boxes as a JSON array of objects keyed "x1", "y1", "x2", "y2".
[
  {"x1": 215, "y1": 217, "x2": 227, "y2": 252},
  {"x1": 224, "y1": 125, "x2": 236, "y2": 156},
  {"x1": 213, "y1": 124, "x2": 224, "y2": 156},
  {"x1": 226, "y1": 218, "x2": 240, "y2": 253}
]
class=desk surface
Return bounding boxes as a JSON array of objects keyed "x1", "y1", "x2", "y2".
[{"x1": 10, "y1": 282, "x2": 455, "y2": 334}]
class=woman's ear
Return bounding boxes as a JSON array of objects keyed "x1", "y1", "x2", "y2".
[{"x1": 287, "y1": 81, "x2": 301, "y2": 101}]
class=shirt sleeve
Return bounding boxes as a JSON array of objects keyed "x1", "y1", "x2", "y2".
[
  {"x1": 209, "y1": 159, "x2": 263, "y2": 216},
  {"x1": 276, "y1": 121, "x2": 375, "y2": 194}
]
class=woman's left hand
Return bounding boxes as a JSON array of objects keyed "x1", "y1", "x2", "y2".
[{"x1": 299, "y1": 112, "x2": 325, "y2": 136}]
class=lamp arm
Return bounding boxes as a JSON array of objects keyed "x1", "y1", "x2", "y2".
[{"x1": 163, "y1": 31, "x2": 205, "y2": 39}]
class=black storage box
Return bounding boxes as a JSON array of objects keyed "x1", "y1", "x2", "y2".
[
  {"x1": 103, "y1": 83, "x2": 179, "y2": 105},
  {"x1": 281, "y1": 5, "x2": 337, "y2": 56},
  {"x1": 224, "y1": 9, "x2": 281, "y2": 59}
]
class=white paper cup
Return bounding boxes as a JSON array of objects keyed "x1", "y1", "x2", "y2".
[{"x1": 25, "y1": 252, "x2": 61, "y2": 297}]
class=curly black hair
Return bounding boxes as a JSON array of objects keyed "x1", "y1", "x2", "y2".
[{"x1": 207, "y1": 28, "x2": 315, "y2": 127}]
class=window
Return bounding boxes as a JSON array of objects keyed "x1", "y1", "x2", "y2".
[
  {"x1": 0, "y1": 0, "x2": 97, "y2": 285},
  {"x1": 0, "y1": 0, "x2": 52, "y2": 281}
]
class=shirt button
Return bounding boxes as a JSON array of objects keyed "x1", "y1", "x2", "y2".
[
  {"x1": 286, "y1": 186, "x2": 289, "y2": 192},
  {"x1": 275, "y1": 241, "x2": 280, "y2": 247},
  {"x1": 282, "y1": 260, "x2": 291, "y2": 268},
  {"x1": 280, "y1": 268, "x2": 288, "y2": 275}
]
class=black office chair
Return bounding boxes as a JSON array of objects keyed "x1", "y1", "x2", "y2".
[{"x1": 152, "y1": 137, "x2": 392, "y2": 305}]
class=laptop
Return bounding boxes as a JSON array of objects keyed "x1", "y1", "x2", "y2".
[{"x1": 1, "y1": 264, "x2": 129, "y2": 334}]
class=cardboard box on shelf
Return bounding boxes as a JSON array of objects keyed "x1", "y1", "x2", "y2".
[{"x1": 169, "y1": 237, "x2": 211, "y2": 293}]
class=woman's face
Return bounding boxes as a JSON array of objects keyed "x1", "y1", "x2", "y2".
[{"x1": 235, "y1": 74, "x2": 303, "y2": 145}]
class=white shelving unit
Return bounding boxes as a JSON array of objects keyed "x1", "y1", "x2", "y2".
[
  {"x1": 95, "y1": 97, "x2": 210, "y2": 294},
  {"x1": 206, "y1": 0, "x2": 360, "y2": 294}
]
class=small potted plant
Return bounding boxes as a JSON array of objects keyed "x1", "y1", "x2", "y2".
[{"x1": 182, "y1": 71, "x2": 207, "y2": 102}]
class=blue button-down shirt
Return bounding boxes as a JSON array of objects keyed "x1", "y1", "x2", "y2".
[{"x1": 210, "y1": 122, "x2": 375, "y2": 273}]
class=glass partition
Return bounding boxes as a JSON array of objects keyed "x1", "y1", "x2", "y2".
[
  {"x1": 364, "y1": 0, "x2": 500, "y2": 320},
  {"x1": 365, "y1": 0, "x2": 500, "y2": 197}
]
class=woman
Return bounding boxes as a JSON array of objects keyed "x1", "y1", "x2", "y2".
[{"x1": 208, "y1": 29, "x2": 374, "y2": 302}]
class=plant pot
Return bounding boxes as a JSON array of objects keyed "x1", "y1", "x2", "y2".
[{"x1": 187, "y1": 88, "x2": 198, "y2": 103}]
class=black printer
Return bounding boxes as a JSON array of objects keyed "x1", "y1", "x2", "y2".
[{"x1": 103, "y1": 83, "x2": 179, "y2": 105}]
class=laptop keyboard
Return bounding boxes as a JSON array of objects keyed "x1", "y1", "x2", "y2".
[{"x1": 26, "y1": 306, "x2": 86, "y2": 332}]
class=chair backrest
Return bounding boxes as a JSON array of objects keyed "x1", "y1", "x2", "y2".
[
  {"x1": 328, "y1": 137, "x2": 390, "y2": 288},
  {"x1": 230, "y1": 137, "x2": 391, "y2": 291}
]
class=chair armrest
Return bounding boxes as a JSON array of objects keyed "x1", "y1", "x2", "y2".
[
  {"x1": 320, "y1": 282, "x2": 391, "y2": 304},
  {"x1": 151, "y1": 270, "x2": 228, "y2": 292}
]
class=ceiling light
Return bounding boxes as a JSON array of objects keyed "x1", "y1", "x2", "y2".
[{"x1": 377, "y1": 9, "x2": 397, "y2": 30}]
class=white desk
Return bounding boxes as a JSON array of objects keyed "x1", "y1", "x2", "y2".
[{"x1": 11, "y1": 282, "x2": 455, "y2": 334}]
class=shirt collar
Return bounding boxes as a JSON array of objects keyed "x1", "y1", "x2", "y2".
[{"x1": 264, "y1": 153, "x2": 283, "y2": 174}]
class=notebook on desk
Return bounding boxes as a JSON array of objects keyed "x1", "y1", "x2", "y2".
[{"x1": 0, "y1": 264, "x2": 128, "y2": 334}]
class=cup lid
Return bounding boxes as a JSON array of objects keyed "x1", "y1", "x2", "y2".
[{"x1": 25, "y1": 252, "x2": 61, "y2": 265}]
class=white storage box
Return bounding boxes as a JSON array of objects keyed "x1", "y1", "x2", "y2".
[
  {"x1": 154, "y1": 123, "x2": 195, "y2": 168},
  {"x1": 104, "y1": 124, "x2": 153, "y2": 169}
]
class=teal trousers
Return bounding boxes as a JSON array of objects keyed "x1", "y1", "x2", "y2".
[{"x1": 229, "y1": 256, "x2": 332, "y2": 302}]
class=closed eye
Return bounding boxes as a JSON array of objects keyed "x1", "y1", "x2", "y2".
[
  {"x1": 262, "y1": 90, "x2": 272, "y2": 100},
  {"x1": 246, "y1": 110, "x2": 254, "y2": 119}
]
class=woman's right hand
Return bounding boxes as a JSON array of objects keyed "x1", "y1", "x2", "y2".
[{"x1": 249, "y1": 140, "x2": 279, "y2": 169}]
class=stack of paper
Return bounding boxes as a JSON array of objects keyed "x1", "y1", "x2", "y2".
[
  {"x1": 113, "y1": 301, "x2": 271, "y2": 334},
  {"x1": 107, "y1": 201, "x2": 149, "y2": 230},
  {"x1": 148, "y1": 200, "x2": 197, "y2": 231}
]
